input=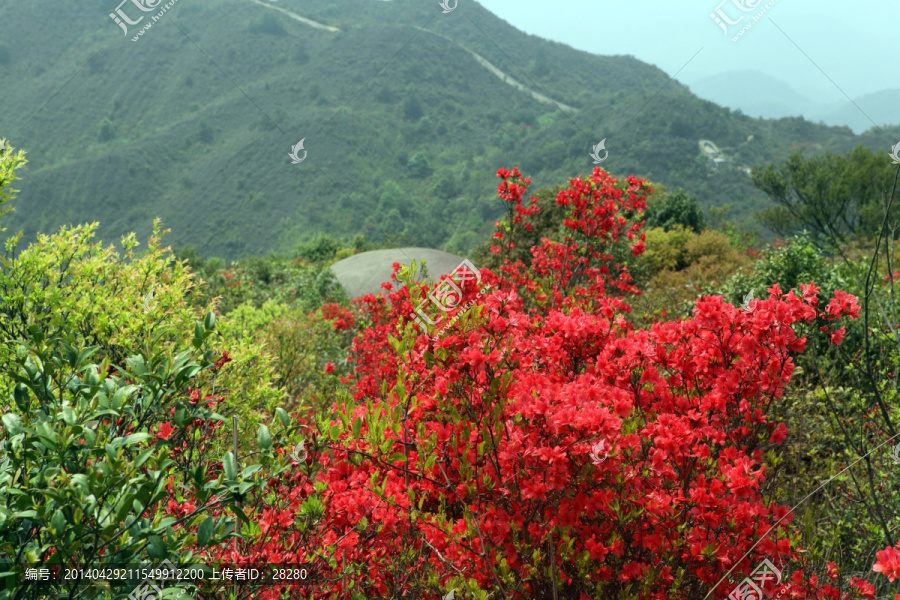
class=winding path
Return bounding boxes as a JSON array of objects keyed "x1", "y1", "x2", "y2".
[
  {"x1": 248, "y1": 0, "x2": 340, "y2": 32},
  {"x1": 246, "y1": 1, "x2": 576, "y2": 112}
]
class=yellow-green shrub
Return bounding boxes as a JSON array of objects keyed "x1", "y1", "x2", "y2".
[{"x1": 640, "y1": 225, "x2": 694, "y2": 275}]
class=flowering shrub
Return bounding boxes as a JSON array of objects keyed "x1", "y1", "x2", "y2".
[
  {"x1": 320, "y1": 302, "x2": 355, "y2": 332},
  {"x1": 193, "y1": 167, "x2": 868, "y2": 599}
]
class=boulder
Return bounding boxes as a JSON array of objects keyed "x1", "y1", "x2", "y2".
[{"x1": 329, "y1": 247, "x2": 467, "y2": 299}]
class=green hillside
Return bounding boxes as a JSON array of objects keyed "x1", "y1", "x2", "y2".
[{"x1": 0, "y1": 0, "x2": 896, "y2": 260}]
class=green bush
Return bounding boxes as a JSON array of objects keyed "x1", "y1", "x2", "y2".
[
  {"x1": 0, "y1": 308, "x2": 279, "y2": 598},
  {"x1": 720, "y1": 232, "x2": 849, "y2": 306},
  {"x1": 0, "y1": 153, "x2": 292, "y2": 596},
  {"x1": 643, "y1": 188, "x2": 705, "y2": 233},
  {"x1": 639, "y1": 225, "x2": 693, "y2": 275}
]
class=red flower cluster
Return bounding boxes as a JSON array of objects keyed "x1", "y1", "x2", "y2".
[
  {"x1": 491, "y1": 167, "x2": 649, "y2": 312},
  {"x1": 320, "y1": 302, "x2": 355, "y2": 331},
  {"x1": 211, "y1": 350, "x2": 232, "y2": 373}
]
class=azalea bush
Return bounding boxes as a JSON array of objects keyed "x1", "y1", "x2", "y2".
[{"x1": 189, "y1": 167, "x2": 871, "y2": 599}]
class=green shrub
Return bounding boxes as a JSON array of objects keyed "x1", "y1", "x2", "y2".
[{"x1": 643, "y1": 188, "x2": 705, "y2": 233}]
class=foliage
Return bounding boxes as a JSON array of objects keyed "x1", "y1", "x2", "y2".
[
  {"x1": 0, "y1": 138, "x2": 26, "y2": 233},
  {"x1": 643, "y1": 188, "x2": 705, "y2": 234},
  {"x1": 219, "y1": 300, "x2": 354, "y2": 412},
  {"x1": 753, "y1": 145, "x2": 898, "y2": 244},
  {"x1": 719, "y1": 233, "x2": 850, "y2": 307},
  {"x1": 638, "y1": 225, "x2": 695, "y2": 274},
  {"x1": 0, "y1": 222, "x2": 201, "y2": 398},
  {"x1": 630, "y1": 227, "x2": 752, "y2": 321},
  {"x1": 295, "y1": 233, "x2": 342, "y2": 265},
  {"x1": 0, "y1": 304, "x2": 280, "y2": 598},
  {"x1": 0, "y1": 168, "x2": 291, "y2": 597},
  {"x1": 173, "y1": 247, "x2": 347, "y2": 317}
]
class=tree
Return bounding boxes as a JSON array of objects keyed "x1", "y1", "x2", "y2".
[
  {"x1": 407, "y1": 152, "x2": 433, "y2": 178},
  {"x1": 753, "y1": 145, "x2": 897, "y2": 244},
  {"x1": 643, "y1": 187, "x2": 705, "y2": 233},
  {"x1": 98, "y1": 118, "x2": 115, "y2": 142},
  {"x1": 402, "y1": 95, "x2": 423, "y2": 121},
  {"x1": 296, "y1": 232, "x2": 341, "y2": 265},
  {"x1": 432, "y1": 169, "x2": 461, "y2": 199}
]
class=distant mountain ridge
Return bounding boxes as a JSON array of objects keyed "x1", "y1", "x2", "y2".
[
  {"x1": 686, "y1": 70, "x2": 900, "y2": 133},
  {"x1": 0, "y1": 0, "x2": 896, "y2": 260}
]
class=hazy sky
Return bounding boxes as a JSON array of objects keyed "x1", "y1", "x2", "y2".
[{"x1": 476, "y1": 0, "x2": 898, "y2": 102}]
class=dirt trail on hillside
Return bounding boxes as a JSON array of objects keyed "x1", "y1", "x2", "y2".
[
  {"x1": 246, "y1": 2, "x2": 575, "y2": 113},
  {"x1": 422, "y1": 28, "x2": 577, "y2": 113},
  {"x1": 249, "y1": 0, "x2": 340, "y2": 32}
]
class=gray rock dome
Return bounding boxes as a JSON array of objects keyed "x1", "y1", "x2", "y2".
[{"x1": 329, "y1": 247, "x2": 467, "y2": 299}]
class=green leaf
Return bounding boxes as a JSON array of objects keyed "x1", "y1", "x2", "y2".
[
  {"x1": 352, "y1": 417, "x2": 362, "y2": 439},
  {"x1": 223, "y1": 452, "x2": 237, "y2": 481},
  {"x1": 147, "y1": 534, "x2": 166, "y2": 559},
  {"x1": 2, "y1": 413, "x2": 23, "y2": 436},
  {"x1": 232, "y1": 505, "x2": 251, "y2": 525},
  {"x1": 122, "y1": 432, "x2": 152, "y2": 446},
  {"x1": 134, "y1": 448, "x2": 154, "y2": 469},
  {"x1": 389, "y1": 453, "x2": 407, "y2": 463},
  {"x1": 197, "y1": 516, "x2": 214, "y2": 546},
  {"x1": 424, "y1": 455, "x2": 436, "y2": 472},
  {"x1": 256, "y1": 425, "x2": 272, "y2": 451},
  {"x1": 276, "y1": 407, "x2": 290, "y2": 428},
  {"x1": 76, "y1": 347, "x2": 100, "y2": 369},
  {"x1": 204, "y1": 312, "x2": 216, "y2": 331},
  {"x1": 241, "y1": 464, "x2": 262, "y2": 478},
  {"x1": 13, "y1": 384, "x2": 29, "y2": 411}
]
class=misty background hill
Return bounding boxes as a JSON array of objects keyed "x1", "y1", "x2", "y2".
[
  {"x1": 0, "y1": 0, "x2": 896, "y2": 260},
  {"x1": 685, "y1": 70, "x2": 899, "y2": 133}
]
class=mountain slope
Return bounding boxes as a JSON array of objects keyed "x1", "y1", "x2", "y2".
[{"x1": 0, "y1": 0, "x2": 896, "y2": 260}]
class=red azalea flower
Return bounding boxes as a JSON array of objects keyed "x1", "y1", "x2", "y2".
[
  {"x1": 874, "y1": 546, "x2": 900, "y2": 582},
  {"x1": 156, "y1": 422, "x2": 174, "y2": 440},
  {"x1": 830, "y1": 326, "x2": 846, "y2": 345}
]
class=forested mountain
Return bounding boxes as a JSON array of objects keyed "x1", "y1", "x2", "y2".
[{"x1": 0, "y1": 0, "x2": 896, "y2": 259}]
